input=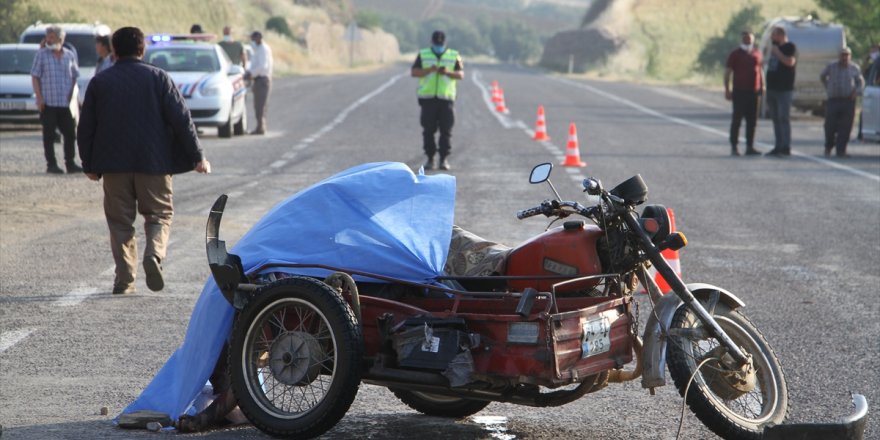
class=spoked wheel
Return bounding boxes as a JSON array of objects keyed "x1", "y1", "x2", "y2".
[
  {"x1": 390, "y1": 389, "x2": 490, "y2": 418},
  {"x1": 229, "y1": 277, "x2": 363, "y2": 439},
  {"x1": 667, "y1": 303, "x2": 788, "y2": 440}
]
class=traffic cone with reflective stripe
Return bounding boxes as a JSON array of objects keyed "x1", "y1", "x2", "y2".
[
  {"x1": 561, "y1": 122, "x2": 586, "y2": 167},
  {"x1": 491, "y1": 81, "x2": 501, "y2": 103},
  {"x1": 533, "y1": 105, "x2": 550, "y2": 141},
  {"x1": 496, "y1": 87, "x2": 509, "y2": 113},
  {"x1": 654, "y1": 208, "x2": 681, "y2": 293}
]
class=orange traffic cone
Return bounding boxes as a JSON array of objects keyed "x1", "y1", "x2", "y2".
[
  {"x1": 495, "y1": 87, "x2": 509, "y2": 113},
  {"x1": 491, "y1": 81, "x2": 501, "y2": 103},
  {"x1": 561, "y1": 122, "x2": 586, "y2": 167},
  {"x1": 533, "y1": 105, "x2": 550, "y2": 141},
  {"x1": 654, "y1": 208, "x2": 681, "y2": 294}
]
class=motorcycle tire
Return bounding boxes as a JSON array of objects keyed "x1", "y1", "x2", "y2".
[
  {"x1": 666, "y1": 303, "x2": 788, "y2": 440},
  {"x1": 228, "y1": 276, "x2": 363, "y2": 439},
  {"x1": 390, "y1": 389, "x2": 490, "y2": 418}
]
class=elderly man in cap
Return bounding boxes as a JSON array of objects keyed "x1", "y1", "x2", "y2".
[
  {"x1": 411, "y1": 30, "x2": 464, "y2": 171},
  {"x1": 820, "y1": 47, "x2": 864, "y2": 157},
  {"x1": 247, "y1": 30, "x2": 273, "y2": 135}
]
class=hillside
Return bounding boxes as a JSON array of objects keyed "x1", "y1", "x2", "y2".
[{"x1": 14, "y1": 0, "x2": 402, "y2": 74}]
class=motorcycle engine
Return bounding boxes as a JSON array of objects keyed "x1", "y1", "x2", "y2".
[{"x1": 597, "y1": 227, "x2": 641, "y2": 274}]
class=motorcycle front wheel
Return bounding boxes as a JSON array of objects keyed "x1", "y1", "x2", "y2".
[
  {"x1": 229, "y1": 276, "x2": 363, "y2": 439},
  {"x1": 666, "y1": 303, "x2": 788, "y2": 440}
]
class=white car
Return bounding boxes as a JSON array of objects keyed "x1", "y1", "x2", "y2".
[
  {"x1": 862, "y1": 62, "x2": 880, "y2": 142},
  {"x1": 145, "y1": 37, "x2": 248, "y2": 137},
  {"x1": 0, "y1": 43, "x2": 41, "y2": 124}
]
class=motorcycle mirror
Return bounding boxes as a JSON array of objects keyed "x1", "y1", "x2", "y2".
[{"x1": 529, "y1": 163, "x2": 552, "y2": 184}]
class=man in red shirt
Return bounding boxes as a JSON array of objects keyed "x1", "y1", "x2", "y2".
[{"x1": 724, "y1": 31, "x2": 763, "y2": 156}]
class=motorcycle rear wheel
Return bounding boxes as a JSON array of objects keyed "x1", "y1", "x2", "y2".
[
  {"x1": 667, "y1": 304, "x2": 788, "y2": 440},
  {"x1": 390, "y1": 389, "x2": 490, "y2": 418},
  {"x1": 229, "y1": 277, "x2": 363, "y2": 438}
]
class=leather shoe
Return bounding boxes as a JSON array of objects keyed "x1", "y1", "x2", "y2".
[
  {"x1": 249, "y1": 129, "x2": 265, "y2": 135},
  {"x1": 143, "y1": 256, "x2": 164, "y2": 292},
  {"x1": 66, "y1": 162, "x2": 83, "y2": 173},
  {"x1": 730, "y1": 147, "x2": 740, "y2": 156},
  {"x1": 438, "y1": 157, "x2": 451, "y2": 170},
  {"x1": 423, "y1": 156, "x2": 435, "y2": 170},
  {"x1": 745, "y1": 148, "x2": 762, "y2": 156},
  {"x1": 47, "y1": 164, "x2": 64, "y2": 174},
  {"x1": 112, "y1": 283, "x2": 135, "y2": 295}
]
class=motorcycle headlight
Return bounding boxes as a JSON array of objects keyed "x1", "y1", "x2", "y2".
[{"x1": 640, "y1": 204, "x2": 672, "y2": 245}]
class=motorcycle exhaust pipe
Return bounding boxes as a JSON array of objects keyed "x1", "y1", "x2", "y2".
[{"x1": 608, "y1": 336, "x2": 643, "y2": 383}]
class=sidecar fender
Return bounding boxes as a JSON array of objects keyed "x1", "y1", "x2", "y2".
[{"x1": 641, "y1": 283, "x2": 745, "y2": 389}]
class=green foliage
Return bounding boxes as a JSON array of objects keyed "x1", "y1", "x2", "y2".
[
  {"x1": 0, "y1": 0, "x2": 81, "y2": 43},
  {"x1": 265, "y1": 16, "x2": 293, "y2": 39},
  {"x1": 485, "y1": 18, "x2": 542, "y2": 62},
  {"x1": 695, "y1": 4, "x2": 764, "y2": 73},
  {"x1": 816, "y1": 0, "x2": 880, "y2": 58},
  {"x1": 354, "y1": 10, "x2": 381, "y2": 30},
  {"x1": 377, "y1": 12, "x2": 418, "y2": 53}
]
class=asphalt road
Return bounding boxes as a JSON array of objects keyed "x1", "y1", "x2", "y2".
[{"x1": 1, "y1": 62, "x2": 878, "y2": 440}]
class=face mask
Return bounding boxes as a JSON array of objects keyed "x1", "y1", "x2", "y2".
[
  {"x1": 47, "y1": 43, "x2": 62, "y2": 51},
  {"x1": 223, "y1": 35, "x2": 232, "y2": 42},
  {"x1": 432, "y1": 44, "x2": 445, "y2": 54},
  {"x1": 740, "y1": 43, "x2": 753, "y2": 52}
]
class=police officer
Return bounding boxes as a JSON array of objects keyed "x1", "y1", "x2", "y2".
[{"x1": 411, "y1": 30, "x2": 464, "y2": 171}]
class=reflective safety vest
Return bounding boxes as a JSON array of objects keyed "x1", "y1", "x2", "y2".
[{"x1": 417, "y1": 47, "x2": 459, "y2": 101}]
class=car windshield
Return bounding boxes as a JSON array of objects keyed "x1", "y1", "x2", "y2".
[
  {"x1": 22, "y1": 33, "x2": 99, "y2": 67},
  {"x1": 0, "y1": 48, "x2": 38, "y2": 74},
  {"x1": 145, "y1": 47, "x2": 219, "y2": 72}
]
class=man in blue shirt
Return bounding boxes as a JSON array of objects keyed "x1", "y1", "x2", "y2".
[{"x1": 31, "y1": 25, "x2": 82, "y2": 174}]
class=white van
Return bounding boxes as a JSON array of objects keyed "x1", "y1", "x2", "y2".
[
  {"x1": 19, "y1": 22, "x2": 112, "y2": 104},
  {"x1": 862, "y1": 62, "x2": 880, "y2": 142},
  {"x1": 759, "y1": 16, "x2": 846, "y2": 115}
]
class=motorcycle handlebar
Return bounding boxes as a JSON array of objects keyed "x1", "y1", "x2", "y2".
[{"x1": 516, "y1": 205, "x2": 546, "y2": 220}]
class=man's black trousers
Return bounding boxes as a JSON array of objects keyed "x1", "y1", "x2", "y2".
[
  {"x1": 729, "y1": 89, "x2": 759, "y2": 149},
  {"x1": 419, "y1": 98, "x2": 455, "y2": 158}
]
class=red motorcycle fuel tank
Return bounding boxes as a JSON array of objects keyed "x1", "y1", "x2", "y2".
[{"x1": 505, "y1": 221, "x2": 603, "y2": 292}]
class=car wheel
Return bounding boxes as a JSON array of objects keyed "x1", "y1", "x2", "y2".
[
  {"x1": 218, "y1": 109, "x2": 233, "y2": 138},
  {"x1": 233, "y1": 107, "x2": 247, "y2": 136}
]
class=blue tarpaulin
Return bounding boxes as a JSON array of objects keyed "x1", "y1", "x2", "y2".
[{"x1": 120, "y1": 162, "x2": 456, "y2": 421}]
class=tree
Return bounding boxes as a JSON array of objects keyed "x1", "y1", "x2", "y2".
[
  {"x1": 816, "y1": 0, "x2": 880, "y2": 58},
  {"x1": 695, "y1": 5, "x2": 764, "y2": 73},
  {"x1": 0, "y1": 0, "x2": 65, "y2": 43}
]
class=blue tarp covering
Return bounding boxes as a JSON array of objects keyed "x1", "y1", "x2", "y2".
[{"x1": 120, "y1": 162, "x2": 456, "y2": 421}]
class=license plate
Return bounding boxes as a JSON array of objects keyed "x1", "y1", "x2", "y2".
[
  {"x1": 581, "y1": 317, "x2": 611, "y2": 358},
  {"x1": 0, "y1": 101, "x2": 26, "y2": 111}
]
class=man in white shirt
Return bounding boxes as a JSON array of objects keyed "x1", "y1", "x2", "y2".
[{"x1": 247, "y1": 31, "x2": 273, "y2": 135}]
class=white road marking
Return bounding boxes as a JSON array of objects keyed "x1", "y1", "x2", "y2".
[
  {"x1": 270, "y1": 160, "x2": 287, "y2": 168},
  {"x1": 54, "y1": 287, "x2": 99, "y2": 307},
  {"x1": 550, "y1": 76, "x2": 880, "y2": 183},
  {"x1": 0, "y1": 328, "x2": 35, "y2": 353}
]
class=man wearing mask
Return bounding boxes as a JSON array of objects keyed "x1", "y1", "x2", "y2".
[
  {"x1": 724, "y1": 31, "x2": 763, "y2": 156},
  {"x1": 820, "y1": 47, "x2": 864, "y2": 158},
  {"x1": 218, "y1": 26, "x2": 247, "y2": 68},
  {"x1": 247, "y1": 31, "x2": 272, "y2": 135},
  {"x1": 31, "y1": 25, "x2": 83, "y2": 174},
  {"x1": 411, "y1": 30, "x2": 464, "y2": 171},
  {"x1": 764, "y1": 27, "x2": 797, "y2": 157}
]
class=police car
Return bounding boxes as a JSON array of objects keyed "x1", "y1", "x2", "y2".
[{"x1": 145, "y1": 34, "x2": 247, "y2": 137}]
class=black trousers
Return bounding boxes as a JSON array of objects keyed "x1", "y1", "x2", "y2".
[
  {"x1": 419, "y1": 98, "x2": 455, "y2": 158},
  {"x1": 729, "y1": 90, "x2": 759, "y2": 149},
  {"x1": 40, "y1": 106, "x2": 77, "y2": 167},
  {"x1": 824, "y1": 98, "x2": 856, "y2": 155}
]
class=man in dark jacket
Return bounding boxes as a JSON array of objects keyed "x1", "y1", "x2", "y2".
[{"x1": 78, "y1": 26, "x2": 211, "y2": 294}]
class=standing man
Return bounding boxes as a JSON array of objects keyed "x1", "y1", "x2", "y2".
[
  {"x1": 247, "y1": 31, "x2": 272, "y2": 135},
  {"x1": 724, "y1": 31, "x2": 763, "y2": 156},
  {"x1": 764, "y1": 26, "x2": 797, "y2": 157},
  {"x1": 411, "y1": 30, "x2": 464, "y2": 171},
  {"x1": 218, "y1": 26, "x2": 248, "y2": 67},
  {"x1": 820, "y1": 47, "x2": 864, "y2": 158},
  {"x1": 77, "y1": 26, "x2": 211, "y2": 295},
  {"x1": 31, "y1": 25, "x2": 82, "y2": 174}
]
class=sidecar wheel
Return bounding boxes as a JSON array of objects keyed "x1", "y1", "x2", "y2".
[
  {"x1": 229, "y1": 277, "x2": 363, "y2": 438},
  {"x1": 390, "y1": 389, "x2": 490, "y2": 418},
  {"x1": 667, "y1": 304, "x2": 788, "y2": 440}
]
